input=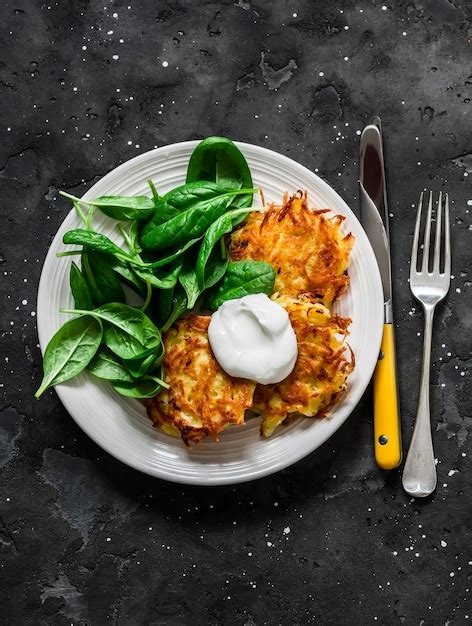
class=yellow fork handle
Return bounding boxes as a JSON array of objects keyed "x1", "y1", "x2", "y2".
[{"x1": 373, "y1": 323, "x2": 402, "y2": 469}]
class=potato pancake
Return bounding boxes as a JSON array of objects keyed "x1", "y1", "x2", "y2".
[
  {"x1": 145, "y1": 315, "x2": 256, "y2": 445},
  {"x1": 253, "y1": 294, "x2": 354, "y2": 437},
  {"x1": 228, "y1": 191, "x2": 354, "y2": 308}
]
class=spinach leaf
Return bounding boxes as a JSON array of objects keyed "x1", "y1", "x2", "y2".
[
  {"x1": 195, "y1": 207, "x2": 252, "y2": 288},
  {"x1": 204, "y1": 255, "x2": 229, "y2": 290},
  {"x1": 134, "y1": 256, "x2": 184, "y2": 290},
  {"x1": 178, "y1": 258, "x2": 200, "y2": 310},
  {"x1": 87, "y1": 346, "x2": 134, "y2": 383},
  {"x1": 144, "y1": 238, "x2": 202, "y2": 268},
  {"x1": 60, "y1": 191, "x2": 154, "y2": 221},
  {"x1": 124, "y1": 342, "x2": 164, "y2": 378},
  {"x1": 63, "y1": 228, "x2": 194, "y2": 272},
  {"x1": 112, "y1": 374, "x2": 168, "y2": 399},
  {"x1": 143, "y1": 182, "x2": 225, "y2": 232},
  {"x1": 64, "y1": 229, "x2": 129, "y2": 259},
  {"x1": 60, "y1": 303, "x2": 161, "y2": 361},
  {"x1": 161, "y1": 286, "x2": 188, "y2": 332},
  {"x1": 178, "y1": 250, "x2": 228, "y2": 311},
  {"x1": 206, "y1": 261, "x2": 276, "y2": 310},
  {"x1": 106, "y1": 257, "x2": 146, "y2": 296},
  {"x1": 103, "y1": 326, "x2": 153, "y2": 360},
  {"x1": 69, "y1": 261, "x2": 92, "y2": 310},
  {"x1": 139, "y1": 185, "x2": 256, "y2": 251},
  {"x1": 186, "y1": 137, "x2": 254, "y2": 208},
  {"x1": 82, "y1": 250, "x2": 125, "y2": 306},
  {"x1": 157, "y1": 287, "x2": 174, "y2": 326},
  {"x1": 164, "y1": 181, "x2": 232, "y2": 209},
  {"x1": 35, "y1": 316, "x2": 102, "y2": 398}
]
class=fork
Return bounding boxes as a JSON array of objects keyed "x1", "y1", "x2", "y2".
[{"x1": 402, "y1": 191, "x2": 451, "y2": 498}]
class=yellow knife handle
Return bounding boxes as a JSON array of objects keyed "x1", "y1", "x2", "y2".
[{"x1": 373, "y1": 323, "x2": 402, "y2": 470}]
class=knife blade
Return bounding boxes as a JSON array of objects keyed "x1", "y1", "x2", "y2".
[{"x1": 359, "y1": 116, "x2": 402, "y2": 470}]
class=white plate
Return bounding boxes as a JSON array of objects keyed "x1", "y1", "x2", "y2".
[{"x1": 37, "y1": 141, "x2": 383, "y2": 485}]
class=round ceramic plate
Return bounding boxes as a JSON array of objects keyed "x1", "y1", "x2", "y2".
[{"x1": 37, "y1": 141, "x2": 383, "y2": 485}]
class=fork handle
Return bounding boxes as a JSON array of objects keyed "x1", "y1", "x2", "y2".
[
  {"x1": 402, "y1": 306, "x2": 437, "y2": 497},
  {"x1": 373, "y1": 323, "x2": 402, "y2": 469}
]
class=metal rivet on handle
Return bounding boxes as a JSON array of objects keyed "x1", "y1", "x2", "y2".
[{"x1": 379, "y1": 435, "x2": 388, "y2": 445}]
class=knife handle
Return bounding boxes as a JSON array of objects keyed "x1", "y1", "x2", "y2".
[{"x1": 373, "y1": 323, "x2": 402, "y2": 470}]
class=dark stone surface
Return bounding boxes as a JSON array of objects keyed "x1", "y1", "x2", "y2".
[{"x1": 1, "y1": 1, "x2": 470, "y2": 624}]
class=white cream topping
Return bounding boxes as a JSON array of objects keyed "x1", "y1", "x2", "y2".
[{"x1": 208, "y1": 294, "x2": 298, "y2": 385}]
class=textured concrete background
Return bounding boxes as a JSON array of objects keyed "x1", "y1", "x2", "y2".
[{"x1": 1, "y1": 1, "x2": 471, "y2": 624}]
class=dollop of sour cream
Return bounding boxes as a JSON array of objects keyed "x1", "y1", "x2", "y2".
[{"x1": 208, "y1": 294, "x2": 298, "y2": 385}]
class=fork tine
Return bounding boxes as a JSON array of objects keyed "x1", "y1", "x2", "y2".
[
  {"x1": 421, "y1": 191, "x2": 433, "y2": 273},
  {"x1": 433, "y1": 191, "x2": 443, "y2": 273},
  {"x1": 411, "y1": 192, "x2": 423, "y2": 276},
  {"x1": 444, "y1": 193, "x2": 451, "y2": 276}
]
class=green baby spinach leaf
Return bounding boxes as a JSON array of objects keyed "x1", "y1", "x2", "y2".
[
  {"x1": 124, "y1": 341, "x2": 164, "y2": 378},
  {"x1": 206, "y1": 261, "x2": 276, "y2": 310},
  {"x1": 157, "y1": 286, "x2": 175, "y2": 326},
  {"x1": 81, "y1": 251, "x2": 125, "y2": 306},
  {"x1": 204, "y1": 255, "x2": 229, "y2": 290},
  {"x1": 60, "y1": 191, "x2": 154, "y2": 221},
  {"x1": 64, "y1": 229, "x2": 129, "y2": 259},
  {"x1": 161, "y1": 286, "x2": 188, "y2": 332},
  {"x1": 134, "y1": 256, "x2": 184, "y2": 290},
  {"x1": 139, "y1": 184, "x2": 256, "y2": 251},
  {"x1": 195, "y1": 207, "x2": 253, "y2": 288},
  {"x1": 106, "y1": 257, "x2": 146, "y2": 296},
  {"x1": 60, "y1": 303, "x2": 161, "y2": 361},
  {"x1": 186, "y1": 137, "x2": 254, "y2": 208},
  {"x1": 69, "y1": 261, "x2": 92, "y2": 310},
  {"x1": 112, "y1": 373, "x2": 168, "y2": 399},
  {"x1": 87, "y1": 346, "x2": 135, "y2": 383},
  {"x1": 35, "y1": 315, "x2": 102, "y2": 398}
]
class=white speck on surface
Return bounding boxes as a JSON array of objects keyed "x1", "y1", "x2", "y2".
[
  {"x1": 448, "y1": 469, "x2": 458, "y2": 476},
  {"x1": 292, "y1": 12, "x2": 297, "y2": 17},
  {"x1": 441, "y1": 540, "x2": 447, "y2": 547},
  {"x1": 343, "y1": 56, "x2": 349, "y2": 61},
  {"x1": 162, "y1": 60, "x2": 169, "y2": 67},
  {"x1": 283, "y1": 526, "x2": 290, "y2": 535},
  {"x1": 112, "y1": 54, "x2": 119, "y2": 60},
  {"x1": 318, "y1": 71, "x2": 324, "y2": 77},
  {"x1": 382, "y1": 5, "x2": 388, "y2": 10},
  {"x1": 22, "y1": 299, "x2": 27, "y2": 305}
]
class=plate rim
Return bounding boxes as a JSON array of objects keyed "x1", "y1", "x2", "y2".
[{"x1": 37, "y1": 140, "x2": 384, "y2": 485}]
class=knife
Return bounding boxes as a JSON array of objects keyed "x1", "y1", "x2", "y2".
[{"x1": 359, "y1": 116, "x2": 402, "y2": 470}]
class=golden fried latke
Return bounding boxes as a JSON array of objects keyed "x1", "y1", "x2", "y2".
[
  {"x1": 145, "y1": 315, "x2": 255, "y2": 445},
  {"x1": 253, "y1": 293, "x2": 354, "y2": 438},
  {"x1": 228, "y1": 191, "x2": 354, "y2": 308}
]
